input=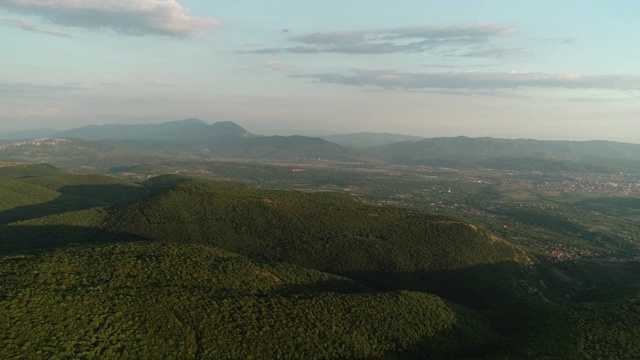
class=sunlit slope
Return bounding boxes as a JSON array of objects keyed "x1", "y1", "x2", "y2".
[
  {"x1": 0, "y1": 242, "x2": 494, "y2": 359},
  {"x1": 102, "y1": 175, "x2": 546, "y2": 308},
  {"x1": 0, "y1": 164, "x2": 146, "y2": 224}
]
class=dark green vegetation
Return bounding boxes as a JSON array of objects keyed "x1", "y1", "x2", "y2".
[
  {"x1": 1, "y1": 242, "x2": 494, "y2": 359},
  {"x1": 111, "y1": 176, "x2": 545, "y2": 308},
  {"x1": 6, "y1": 173, "x2": 543, "y2": 309},
  {"x1": 0, "y1": 163, "x2": 146, "y2": 225}
]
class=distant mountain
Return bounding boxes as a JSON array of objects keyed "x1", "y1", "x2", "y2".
[
  {"x1": 57, "y1": 118, "x2": 253, "y2": 143},
  {"x1": 207, "y1": 135, "x2": 377, "y2": 162},
  {"x1": 0, "y1": 135, "x2": 377, "y2": 169},
  {"x1": 321, "y1": 132, "x2": 423, "y2": 148},
  {"x1": 208, "y1": 120, "x2": 253, "y2": 137},
  {"x1": 0, "y1": 137, "x2": 207, "y2": 171},
  {"x1": 374, "y1": 136, "x2": 640, "y2": 172},
  {"x1": 53, "y1": 119, "x2": 381, "y2": 162},
  {"x1": 0, "y1": 128, "x2": 58, "y2": 140}
]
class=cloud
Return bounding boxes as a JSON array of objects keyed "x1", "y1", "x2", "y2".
[
  {"x1": 245, "y1": 23, "x2": 518, "y2": 55},
  {"x1": 0, "y1": 82, "x2": 83, "y2": 98},
  {"x1": 0, "y1": 0, "x2": 220, "y2": 37},
  {"x1": 460, "y1": 46, "x2": 529, "y2": 58},
  {"x1": 300, "y1": 70, "x2": 640, "y2": 91},
  {"x1": 147, "y1": 80, "x2": 172, "y2": 86},
  {"x1": 0, "y1": 16, "x2": 71, "y2": 37},
  {"x1": 0, "y1": 105, "x2": 65, "y2": 119},
  {"x1": 533, "y1": 37, "x2": 576, "y2": 44},
  {"x1": 265, "y1": 60, "x2": 285, "y2": 71}
]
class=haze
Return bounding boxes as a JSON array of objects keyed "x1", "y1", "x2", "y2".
[{"x1": 2, "y1": 0, "x2": 639, "y2": 142}]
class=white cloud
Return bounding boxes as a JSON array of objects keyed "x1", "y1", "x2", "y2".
[
  {"x1": 0, "y1": 0, "x2": 220, "y2": 37},
  {"x1": 0, "y1": 103, "x2": 66, "y2": 119},
  {"x1": 245, "y1": 23, "x2": 518, "y2": 55},
  {"x1": 0, "y1": 16, "x2": 71, "y2": 37},
  {"x1": 301, "y1": 70, "x2": 640, "y2": 91}
]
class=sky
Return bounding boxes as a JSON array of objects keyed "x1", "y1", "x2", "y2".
[{"x1": 1, "y1": 0, "x2": 640, "y2": 142}]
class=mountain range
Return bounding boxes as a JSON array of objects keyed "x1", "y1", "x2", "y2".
[
  {"x1": 3, "y1": 118, "x2": 640, "y2": 172},
  {"x1": 320, "y1": 132, "x2": 423, "y2": 148},
  {"x1": 0, "y1": 128, "x2": 58, "y2": 140}
]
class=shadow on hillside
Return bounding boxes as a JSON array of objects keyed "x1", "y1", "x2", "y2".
[
  {"x1": 0, "y1": 183, "x2": 145, "y2": 225},
  {"x1": 0, "y1": 225, "x2": 146, "y2": 255},
  {"x1": 338, "y1": 262, "x2": 550, "y2": 311},
  {"x1": 556, "y1": 258, "x2": 640, "y2": 290},
  {"x1": 274, "y1": 279, "x2": 372, "y2": 296},
  {"x1": 373, "y1": 325, "x2": 497, "y2": 360}
]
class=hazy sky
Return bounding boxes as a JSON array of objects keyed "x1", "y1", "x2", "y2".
[{"x1": 1, "y1": 0, "x2": 639, "y2": 141}]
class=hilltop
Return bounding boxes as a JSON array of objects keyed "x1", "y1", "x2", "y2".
[
  {"x1": 10, "y1": 172, "x2": 551, "y2": 309},
  {"x1": 320, "y1": 132, "x2": 423, "y2": 148},
  {"x1": 56, "y1": 118, "x2": 253, "y2": 143}
]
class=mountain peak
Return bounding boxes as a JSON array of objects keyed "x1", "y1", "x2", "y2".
[
  {"x1": 164, "y1": 118, "x2": 208, "y2": 126},
  {"x1": 209, "y1": 121, "x2": 253, "y2": 137}
]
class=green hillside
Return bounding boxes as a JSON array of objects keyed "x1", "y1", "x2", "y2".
[
  {"x1": 490, "y1": 286, "x2": 640, "y2": 359},
  {"x1": 0, "y1": 242, "x2": 494, "y2": 359},
  {"x1": 0, "y1": 164, "x2": 146, "y2": 224},
  {"x1": 5, "y1": 173, "x2": 545, "y2": 309},
  {"x1": 89, "y1": 175, "x2": 543, "y2": 309}
]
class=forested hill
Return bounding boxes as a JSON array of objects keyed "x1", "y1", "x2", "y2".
[
  {"x1": 320, "y1": 132, "x2": 423, "y2": 148},
  {"x1": 15, "y1": 174, "x2": 550, "y2": 309},
  {"x1": 373, "y1": 136, "x2": 640, "y2": 171},
  {"x1": 0, "y1": 242, "x2": 496, "y2": 359},
  {"x1": 205, "y1": 135, "x2": 374, "y2": 162},
  {"x1": 0, "y1": 163, "x2": 146, "y2": 225}
]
